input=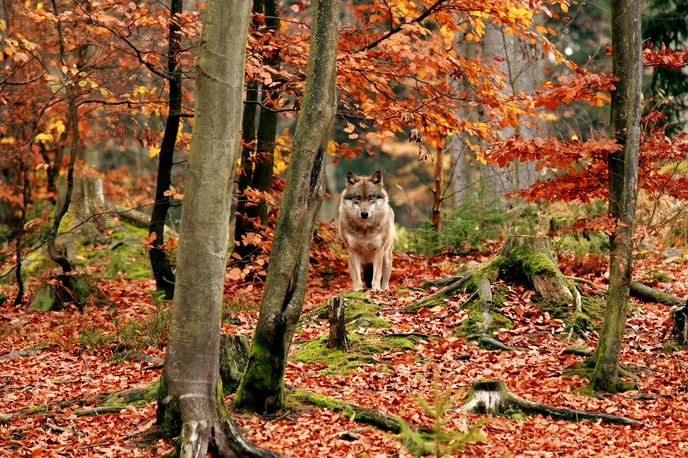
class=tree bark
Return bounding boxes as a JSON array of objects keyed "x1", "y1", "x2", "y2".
[
  {"x1": 233, "y1": 0, "x2": 341, "y2": 414},
  {"x1": 148, "y1": 0, "x2": 183, "y2": 299},
  {"x1": 156, "y1": 3, "x2": 281, "y2": 457},
  {"x1": 591, "y1": 0, "x2": 641, "y2": 393}
]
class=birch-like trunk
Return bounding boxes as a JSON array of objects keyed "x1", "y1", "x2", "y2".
[{"x1": 156, "y1": 3, "x2": 282, "y2": 457}]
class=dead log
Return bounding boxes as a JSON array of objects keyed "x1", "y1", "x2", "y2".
[
  {"x1": 629, "y1": 281, "x2": 685, "y2": 307},
  {"x1": 328, "y1": 295, "x2": 349, "y2": 351},
  {"x1": 455, "y1": 379, "x2": 642, "y2": 426}
]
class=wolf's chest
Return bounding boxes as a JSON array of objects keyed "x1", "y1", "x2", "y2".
[{"x1": 344, "y1": 232, "x2": 384, "y2": 254}]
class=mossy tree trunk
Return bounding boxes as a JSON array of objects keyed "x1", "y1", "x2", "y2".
[
  {"x1": 148, "y1": 0, "x2": 183, "y2": 300},
  {"x1": 233, "y1": 0, "x2": 341, "y2": 414},
  {"x1": 591, "y1": 0, "x2": 641, "y2": 393},
  {"x1": 155, "y1": 3, "x2": 282, "y2": 457}
]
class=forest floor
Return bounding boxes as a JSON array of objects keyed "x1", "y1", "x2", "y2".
[{"x1": 1, "y1": 240, "x2": 687, "y2": 457}]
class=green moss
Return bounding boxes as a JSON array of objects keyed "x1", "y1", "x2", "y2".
[
  {"x1": 499, "y1": 245, "x2": 559, "y2": 287},
  {"x1": 28, "y1": 283, "x2": 60, "y2": 312},
  {"x1": 306, "y1": 291, "x2": 381, "y2": 321},
  {"x1": 454, "y1": 286, "x2": 513, "y2": 338},
  {"x1": 291, "y1": 334, "x2": 420, "y2": 375},
  {"x1": 102, "y1": 380, "x2": 160, "y2": 407},
  {"x1": 233, "y1": 336, "x2": 287, "y2": 413},
  {"x1": 156, "y1": 376, "x2": 182, "y2": 439}
]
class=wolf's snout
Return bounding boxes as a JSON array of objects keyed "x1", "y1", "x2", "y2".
[{"x1": 360, "y1": 211, "x2": 369, "y2": 219}]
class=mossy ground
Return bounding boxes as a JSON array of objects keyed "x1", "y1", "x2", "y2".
[
  {"x1": 292, "y1": 333, "x2": 420, "y2": 375},
  {"x1": 294, "y1": 292, "x2": 421, "y2": 374}
]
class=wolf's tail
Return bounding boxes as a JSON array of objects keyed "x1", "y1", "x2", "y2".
[{"x1": 363, "y1": 263, "x2": 373, "y2": 289}]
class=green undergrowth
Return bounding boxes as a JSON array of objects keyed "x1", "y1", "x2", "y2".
[
  {"x1": 78, "y1": 295, "x2": 170, "y2": 352},
  {"x1": 78, "y1": 223, "x2": 151, "y2": 279}
]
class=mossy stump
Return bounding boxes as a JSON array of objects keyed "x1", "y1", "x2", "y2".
[{"x1": 28, "y1": 273, "x2": 113, "y2": 312}]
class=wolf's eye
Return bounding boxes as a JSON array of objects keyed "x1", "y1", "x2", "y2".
[
  {"x1": 352, "y1": 196, "x2": 361, "y2": 202},
  {"x1": 369, "y1": 196, "x2": 376, "y2": 201}
]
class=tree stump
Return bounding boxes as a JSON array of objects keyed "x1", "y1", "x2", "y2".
[
  {"x1": 671, "y1": 304, "x2": 687, "y2": 345},
  {"x1": 498, "y1": 235, "x2": 573, "y2": 303},
  {"x1": 328, "y1": 295, "x2": 349, "y2": 351},
  {"x1": 28, "y1": 273, "x2": 113, "y2": 312},
  {"x1": 219, "y1": 334, "x2": 250, "y2": 394},
  {"x1": 56, "y1": 176, "x2": 112, "y2": 259},
  {"x1": 457, "y1": 379, "x2": 642, "y2": 426},
  {"x1": 406, "y1": 235, "x2": 573, "y2": 312}
]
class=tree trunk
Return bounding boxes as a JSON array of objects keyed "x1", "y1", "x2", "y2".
[
  {"x1": 431, "y1": 142, "x2": 443, "y2": 232},
  {"x1": 591, "y1": 0, "x2": 641, "y2": 393},
  {"x1": 148, "y1": 0, "x2": 183, "y2": 299},
  {"x1": 233, "y1": 0, "x2": 264, "y2": 263},
  {"x1": 328, "y1": 295, "x2": 349, "y2": 351},
  {"x1": 156, "y1": 3, "x2": 281, "y2": 457},
  {"x1": 233, "y1": 0, "x2": 341, "y2": 414}
]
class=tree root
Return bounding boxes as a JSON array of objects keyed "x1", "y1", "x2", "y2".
[
  {"x1": 454, "y1": 379, "x2": 643, "y2": 426},
  {"x1": 289, "y1": 387, "x2": 421, "y2": 434}
]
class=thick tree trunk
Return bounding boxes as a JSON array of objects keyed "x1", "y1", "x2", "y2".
[
  {"x1": 233, "y1": 0, "x2": 341, "y2": 414},
  {"x1": 156, "y1": 3, "x2": 281, "y2": 457},
  {"x1": 591, "y1": 0, "x2": 641, "y2": 393},
  {"x1": 148, "y1": 0, "x2": 182, "y2": 299}
]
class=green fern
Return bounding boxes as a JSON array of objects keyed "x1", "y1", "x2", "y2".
[{"x1": 396, "y1": 371, "x2": 488, "y2": 457}]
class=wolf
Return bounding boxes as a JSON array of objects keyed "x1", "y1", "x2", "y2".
[{"x1": 338, "y1": 170, "x2": 395, "y2": 291}]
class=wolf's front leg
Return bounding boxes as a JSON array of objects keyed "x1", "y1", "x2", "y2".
[
  {"x1": 348, "y1": 254, "x2": 364, "y2": 291},
  {"x1": 371, "y1": 252, "x2": 384, "y2": 290},
  {"x1": 380, "y1": 247, "x2": 392, "y2": 290}
]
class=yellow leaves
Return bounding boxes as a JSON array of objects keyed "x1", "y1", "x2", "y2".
[
  {"x1": 148, "y1": 145, "x2": 161, "y2": 158},
  {"x1": 591, "y1": 92, "x2": 611, "y2": 107},
  {"x1": 164, "y1": 185, "x2": 183, "y2": 200},
  {"x1": 560, "y1": 1, "x2": 570, "y2": 13},
  {"x1": 34, "y1": 133, "x2": 53, "y2": 143},
  {"x1": 343, "y1": 122, "x2": 358, "y2": 139}
]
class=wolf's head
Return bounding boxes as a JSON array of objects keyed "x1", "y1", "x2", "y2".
[{"x1": 341, "y1": 170, "x2": 388, "y2": 220}]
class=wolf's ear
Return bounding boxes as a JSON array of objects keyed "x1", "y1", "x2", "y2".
[
  {"x1": 345, "y1": 171, "x2": 359, "y2": 188},
  {"x1": 371, "y1": 170, "x2": 383, "y2": 185}
]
